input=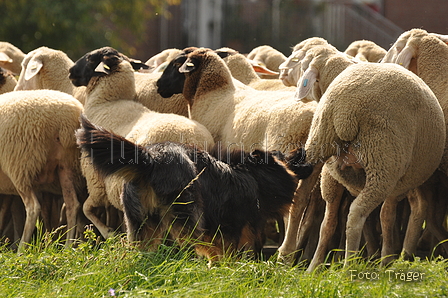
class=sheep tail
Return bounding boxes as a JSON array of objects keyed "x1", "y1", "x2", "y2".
[{"x1": 76, "y1": 114, "x2": 151, "y2": 182}]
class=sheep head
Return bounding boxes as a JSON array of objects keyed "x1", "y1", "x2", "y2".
[
  {"x1": 69, "y1": 47, "x2": 148, "y2": 87},
  {"x1": 69, "y1": 47, "x2": 125, "y2": 87},
  {"x1": 0, "y1": 41, "x2": 25, "y2": 75},
  {"x1": 156, "y1": 53, "x2": 189, "y2": 98},
  {"x1": 156, "y1": 47, "x2": 199, "y2": 99},
  {"x1": 382, "y1": 28, "x2": 448, "y2": 75},
  {"x1": 295, "y1": 45, "x2": 345, "y2": 102},
  {"x1": 15, "y1": 47, "x2": 75, "y2": 93},
  {"x1": 280, "y1": 38, "x2": 334, "y2": 87},
  {"x1": 180, "y1": 48, "x2": 234, "y2": 104}
]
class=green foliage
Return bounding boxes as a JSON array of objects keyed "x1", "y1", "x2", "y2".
[{"x1": 0, "y1": 0, "x2": 180, "y2": 59}]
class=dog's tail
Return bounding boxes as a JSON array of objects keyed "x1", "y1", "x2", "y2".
[
  {"x1": 76, "y1": 115, "x2": 156, "y2": 242},
  {"x1": 76, "y1": 114, "x2": 151, "y2": 182}
]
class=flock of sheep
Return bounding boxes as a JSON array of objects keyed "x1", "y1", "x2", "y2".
[{"x1": 0, "y1": 27, "x2": 447, "y2": 270}]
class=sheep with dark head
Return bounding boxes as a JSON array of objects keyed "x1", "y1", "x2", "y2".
[
  {"x1": 157, "y1": 47, "x2": 319, "y2": 258},
  {"x1": 69, "y1": 46, "x2": 214, "y2": 245}
]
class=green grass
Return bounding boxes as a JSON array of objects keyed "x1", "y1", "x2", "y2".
[{"x1": 0, "y1": 229, "x2": 447, "y2": 298}]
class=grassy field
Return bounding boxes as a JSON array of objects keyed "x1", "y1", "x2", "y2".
[{"x1": 0, "y1": 229, "x2": 447, "y2": 298}]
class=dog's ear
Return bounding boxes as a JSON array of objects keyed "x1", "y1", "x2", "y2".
[
  {"x1": 248, "y1": 149, "x2": 265, "y2": 164},
  {"x1": 285, "y1": 148, "x2": 314, "y2": 179}
]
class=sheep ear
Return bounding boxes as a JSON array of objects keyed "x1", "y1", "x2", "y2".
[
  {"x1": 179, "y1": 60, "x2": 196, "y2": 73},
  {"x1": 295, "y1": 66, "x2": 318, "y2": 101},
  {"x1": 395, "y1": 45, "x2": 415, "y2": 69},
  {"x1": 354, "y1": 52, "x2": 368, "y2": 62},
  {"x1": 94, "y1": 62, "x2": 111, "y2": 74},
  {"x1": 247, "y1": 59, "x2": 279, "y2": 75},
  {"x1": 129, "y1": 59, "x2": 149, "y2": 71},
  {"x1": 430, "y1": 33, "x2": 448, "y2": 44},
  {"x1": 24, "y1": 58, "x2": 44, "y2": 81},
  {"x1": 0, "y1": 52, "x2": 13, "y2": 63},
  {"x1": 153, "y1": 61, "x2": 170, "y2": 72}
]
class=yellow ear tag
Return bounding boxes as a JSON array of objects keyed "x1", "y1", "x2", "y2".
[
  {"x1": 103, "y1": 64, "x2": 110, "y2": 70},
  {"x1": 186, "y1": 62, "x2": 195, "y2": 67}
]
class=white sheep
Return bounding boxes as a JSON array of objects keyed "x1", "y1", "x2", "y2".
[
  {"x1": 344, "y1": 39, "x2": 387, "y2": 63},
  {"x1": 14, "y1": 46, "x2": 87, "y2": 104},
  {"x1": 382, "y1": 28, "x2": 448, "y2": 255},
  {"x1": 246, "y1": 45, "x2": 287, "y2": 79},
  {"x1": 0, "y1": 67, "x2": 17, "y2": 94},
  {"x1": 294, "y1": 45, "x2": 445, "y2": 270},
  {"x1": 279, "y1": 37, "x2": 335, "y2": 88},
  {"x1": 144, "y1": 48, "x2": 183, "y2": 71},
  {"x1": 0, "y1": 41, "x2": 25, "y2": 75},
  {"x1": 69, "y1": 46, "x2": 214, "y2": 243},
  {"x1": 157, "y1": 47, "x2": 318, "y2": 254},
  {"x1": 0, "y1": 89, "x2": 85, "y2": 252},
  {"x1": 215, "y1": 48, "x2": 296, "y2": 91}
]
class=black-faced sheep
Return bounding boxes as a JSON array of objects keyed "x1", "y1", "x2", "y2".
[
  {"x1": 0, "y1": 90, "x2": 85, "y2": 251},
  {"x1": 295, "y1": 45, "x2": 446, "y2": 270},
  {"x1": 76, "y1": 115, "x2": 312, "y2": 261},
  {"x1": 69, "y1": 46, "x2": 214, "y2": 243},
  {"x1": 0, "y1": 41, "x2": 25, "y2": 75},
  {"x1": 133, "y1": 47, "x2": 200, "y2": 118}
]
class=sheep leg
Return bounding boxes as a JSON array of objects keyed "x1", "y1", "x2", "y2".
[
  {"x1": 307, "y1": 170, "x2": 345, "y2": 272},
  {"x1": 403, "y1": 187, "x2": 428, "y2": 259},
  {"x1": 296, "y1": 183, "x2": 322, "y2": 252},
  {"x1": 379, "y1": 197, "x2": 400, "y2": 265},
  {"x1": 58, "y1": 165, "x2": 81, "y2": 247},
  {"x1": 11, "y1": 198, "x2": 25, "y2": 247},
  {"x1": 278, "y1": 163, "x2": 323, "y2": 264},
  {"x1": 83, "y1": 194, "x2": 114, "y2": 240},
  {"x1": 37, "y1": 192, "x2": 53, "y2": 233},
  {"x1": 423, "y1": 178, "x2": 448, "y2": 256},
  {"x1": 345, "y1": 188, "x2": 393, "y2": 266},
  {"x1": 362, "y1": 206, "x2": 381, "y2": 258},
  {"x1": 0, "y1": 195, "x2": 13, "y2": 236},
  {"x1": 17, "y1": 189, "x2": 41, "y2": 253},
  {"x1": 295, "y1": 192, "x2": 318, "y2": 262},
  {"x1": 301, "y1": 201, "x2": 324, "y2": 262}
]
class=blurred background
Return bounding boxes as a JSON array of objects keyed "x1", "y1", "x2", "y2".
[{"x1": 0, "y1": 0, "x2": 447, "y2": 61}]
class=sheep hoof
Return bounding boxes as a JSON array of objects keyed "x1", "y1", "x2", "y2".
[{"x1": 277, "y1": 251, "x2": 296, "y2": 266}]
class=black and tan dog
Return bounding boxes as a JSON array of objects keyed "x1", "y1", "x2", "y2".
[{"x1": 76, "y1": 115, "x2": 312, "y2": 262}]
